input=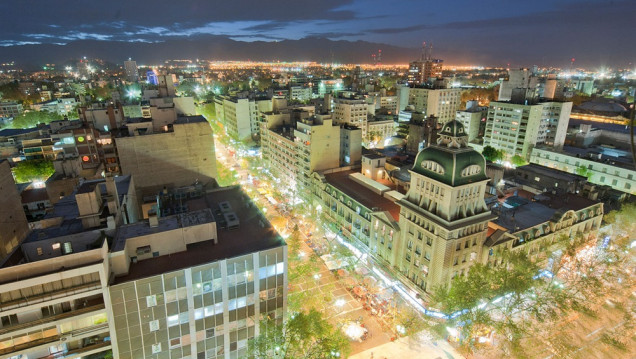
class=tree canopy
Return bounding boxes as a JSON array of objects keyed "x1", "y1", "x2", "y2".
[
  {"x1": 482, "y1": 145, "x2": 504, "y2": 162},
  {"x1": 246, "y1": 309, "x2": 350, "y2": 359},
  {"x1": 13, "y1": 159, "x2": 55, "y2": 183},
  {"x1": 510, "y1": 155, "x2": 527, "y2": 167},
  {"x1": 9, "y1": 110, "x2": 63, "y2": 129},
  {"x1": 429, "y1": 232, "x2": 632, "y2": 358}
]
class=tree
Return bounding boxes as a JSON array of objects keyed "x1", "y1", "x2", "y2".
[
  {"x1": 13, "y1": 159, "x2": 55, "y2": 183},
  {"x1": 510, "y1": 155, "x2": 527, "y2": 167},
  {"x1": 246, "y1": 309, "x2": 350, "y2": 359},
  {"x1": 575, "y1": 165, "x2": 592, "y2": 180},
  {"x1": 482, "y1": 145, "x2": 503, "y2": 162},
  {"x1": 10, "y1": 110, "x2": 63, "y2": 129},
  {"x1": 429, "y1": 234, "x2": 630, "y2": 358}
]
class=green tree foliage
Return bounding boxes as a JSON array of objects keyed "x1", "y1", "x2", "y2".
[
  {"x1": 575, "y1": 165, "x2": 592, "y2": 180},
  {"x1": 10, "y1": 110, "x2": 63, "y2": 129},
  {"x1": 603, "y1": 202, "x2": 636, "y2": 238},
  {"x1": 430, "y1": 234, "x2": 629, "y2": 357},
  {"x1": 13, "y1": 159, "x2": 55, "y2": 183},
  {"x1": 482, "y1": 145, "x2": 503, "y2": 162},
  {"x1": 246, "y1": 309, "x2": 350, "y2": 359},
  {"x1": 510, "y1": 155, "x2": 527, "y2": 167}
]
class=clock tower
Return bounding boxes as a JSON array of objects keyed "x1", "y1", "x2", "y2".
[{"x1": 397, "y1": 120, "x2": 496, "y2": 292}]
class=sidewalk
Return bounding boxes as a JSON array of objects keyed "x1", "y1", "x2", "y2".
[{"x1": 348, "y1": 331, "x2": 465, "y2": 359}]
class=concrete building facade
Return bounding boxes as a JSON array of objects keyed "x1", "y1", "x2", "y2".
[
  {"x1": 116, "y1": 116, "x2": 217, "y2": 194},
  {"x1": 0, "y1": 161, "x2": 29, "y2": 258},
  {"x1": 483, "y1": 101, "x2": 572, "y2": 159},
  {"x1": 407, "y1": 88, "x2": 461, "y2": 124}
]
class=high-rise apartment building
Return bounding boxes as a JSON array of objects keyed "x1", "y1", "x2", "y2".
[
  {"x1": 483, "y1": 101, "x2": 572, "y2": 159},
  {"x1": 333, "y1": 97, "x2": 369, "y2": 139},
  {"x1": 214, "y1": 96, "x2": 272, "y2": 141},
  {"x1": 124, "y1": 60, "x2": 139, "y2": 82},
  {"x1": 407, "y1": 87, "x2": 461, "y2": 124},
  {"x1": 498, "y1": 68, "x2": 538, "y2": 101},
  {"x1": 261, "y1": 115, "x2": 361, "y2": 200},
  {"x1": 407, "y1": 59, "x2": 443, "y2": 85},
  {"x1": 455, "y1": 101, "x2": 487, "y2": 142}
]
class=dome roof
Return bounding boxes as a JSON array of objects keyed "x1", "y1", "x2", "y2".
[
  {"x1": 439, "y1": 120, "x2": 468, "y2": 138},
  {"x1": 412, "y1": 146, "x2": 488, "y2": 186},
  {"x1": 411, "y1": 119, "x2": 488, "y2": 186}
]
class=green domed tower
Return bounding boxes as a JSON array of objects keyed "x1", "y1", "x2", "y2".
[{"x1": 397, "y1": 120, "x2": 496, "y2": 292}]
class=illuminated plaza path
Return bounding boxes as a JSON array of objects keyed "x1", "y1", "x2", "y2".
[{"x1": 349, "y1": 331, "x2": 464, "y2": 359}]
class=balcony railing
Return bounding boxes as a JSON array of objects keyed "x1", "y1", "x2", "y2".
[{"x1": 0, "y1": 302, "x2": 105, "y2": 336}]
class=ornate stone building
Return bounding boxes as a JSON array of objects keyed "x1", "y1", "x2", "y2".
[{"x1": 396, "y1": 120, "x2": 497, "y2": 291}]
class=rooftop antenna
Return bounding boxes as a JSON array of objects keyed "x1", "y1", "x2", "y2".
[
  {"x1": 420, "y1": 42, "x2": 426, "y2": 61},
  {"x1": 377, "y1": 49, "x2": 382, "y2": 66},
  {"x1": 428, "y1": 42, "x2": 433, "y2": 61}
]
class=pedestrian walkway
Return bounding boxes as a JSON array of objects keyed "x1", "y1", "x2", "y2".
[{"x1": 348, "y1": 331, "x2": 465, "y2": 359}]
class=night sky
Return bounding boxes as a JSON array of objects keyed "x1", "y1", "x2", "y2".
[{"x1": 1, "y1": 0, "x2": 634, "y2": 66}]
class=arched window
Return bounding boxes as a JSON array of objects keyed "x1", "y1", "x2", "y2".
[
  {"x1": 461, "y1": 164, "x2": 482, "y2": 177},
  {"x1": 421, "y1": 160, "x2": 445, "y2": 175}
]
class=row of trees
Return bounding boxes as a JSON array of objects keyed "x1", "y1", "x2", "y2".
[{"x1": 429, "y1": 203, "x2": 636, "y2": 357}]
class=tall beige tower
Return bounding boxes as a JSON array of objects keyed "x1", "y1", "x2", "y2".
[{"x1": 397, "y1": 121, "x2": 496, "y2": 292}]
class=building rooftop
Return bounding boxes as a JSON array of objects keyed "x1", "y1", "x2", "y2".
[
  {"x1": 174, "y1": 115, "x2": 207, "y2": 124},
  {"x1": 113, "y1": 185, "x2": 284, "y2": 284},
  {"x1": 491, "y1": 192, "x2": 598, "y2": 233},
  {"x1": 324, "y1": 170, "x2": 401, "y2": 222},
  {"x1": 535, "y1": 145, "x2": 634, "y2": 170},
  {"x1": 515, "y1": 163, "x2": 587, "y2": 182}
]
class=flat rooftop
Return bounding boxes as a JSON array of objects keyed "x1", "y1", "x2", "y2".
[
  {"x1": 113, "y1": 186, "x2": 285, "y2": 284},
  {"x1": 515, "y1": 163, "x2": 587, "y2": 182},
  {"x1": 492, "y1": 193, "x2": 598, "y2": 232},
  {"x1": 324, "y1": 170, "x2": 400, "y2": 222},
  {"x1": 536, "y1": 145, "x2": 634, "y2": 170},
  {"x1": 174, "y1": 115, "x2": 207, "y2": 124}
]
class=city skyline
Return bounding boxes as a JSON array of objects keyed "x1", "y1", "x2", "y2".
[{"x1": 0, "y1": 0, "x2": 635, "y2": 67}]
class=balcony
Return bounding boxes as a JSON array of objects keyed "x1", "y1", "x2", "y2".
[
  {"x1": 40, "y1": 337, "x2": 111, "y2": 359},
  {"x1": 0, "y1": 302, "x2": 105, "y2": 336}
]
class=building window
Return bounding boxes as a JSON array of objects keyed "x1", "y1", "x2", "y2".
[
  {"x1": 149, "y1": 320, "x2": 160, "y2": 332},
  {"x1": 146, "y1": 295, "x2": 157, "y2": 307},
  {"x1": 62, "y1": 242, "x2": 73, "y2": 254},
  {"x1": 170, "y1": 338, "x2": 180, "y2": 348},
  {"x1": 152, "y1": 343, "x2": 161, "y2": 354}
]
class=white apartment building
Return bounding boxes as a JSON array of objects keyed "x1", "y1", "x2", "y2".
[
  {"x1": 333, "y1": 97, "x2": 369, "y2": 138},
  {"x1": 530, "y1": 146, "x2": 636, "y2": 195},
  {"x1": 455, "y1": 101, "x2": 486, "y2": 142},
  {"x1": 261, "y1": 116, "x2": 346, "y2": 200},
  {"x1": 289, "y1": 86, "x2": 313, "y2": 101},
  {"x1": 407, "y1": 88, "x2": 461, "y2": 124},
  {"x1": 215, "y1": 96, "x2": 272, "y2": 141},
  {"x1": 483, "y1": 101, "x2": 572, "y2": 159}
]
